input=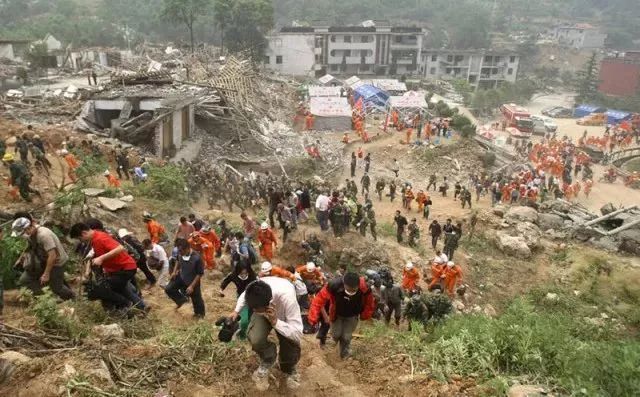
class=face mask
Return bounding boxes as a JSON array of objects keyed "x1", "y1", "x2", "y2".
[
  {"x1": 345, "y1": 289, "x2": 357, "y2": 296},
  {"x1": 181, "y1": 255, "x2": 191, "y2": 261},
  {"x1": 238, "y1": 274, "x2": 248, "y2": 280}
]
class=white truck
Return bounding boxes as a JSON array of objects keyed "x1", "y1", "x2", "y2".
[{"x1": 531, "y1": 115, "x2": 558, "y2": 135}]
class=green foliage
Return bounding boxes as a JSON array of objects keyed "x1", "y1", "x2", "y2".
[
  {"x1": 574, "y1": 52, "x2": 600, "y2": 104},
  {"x1": 160, "y1": 0, "x2": 212, "y2": 52},
  {"x1": 418, "y1": 298, "x2": 640, "y2": 395},
  {"x1": 134, "y1": 164, "x2": 188, "y2": 201},
  {"x1": 223, "y1": 0, "x2": 274, "y2": 58},
  {"x1": 470, "y1": 80, "x2": 538, "y2": 115},
  {"x1": 74, "y1": 155, "x2": 109, "y2": 182},
  {"x1": 451, "y1": 79, "x2": 474, "y2": 105},
  {"x1": 29, "y1": 288, "x2": 87, "y2": 338},
  {"x1": 0, "y1": 231, "x2": 27, "y2": 290},
  {"x1": 404, "y1": 293, "x2": 453, "y2": 327},
  {"x1": 434, "y1": 101, "x2": 454, "y2": 118}
]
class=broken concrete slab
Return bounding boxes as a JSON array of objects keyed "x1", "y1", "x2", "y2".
[
  {"x1": 82, "y1": 188, "x2": 106, "y2": 197},
  {"x1": 97, "y1": 197, "x2": 128, "y2": 211},
  {"x1": 495, "y1": 232, "x2": 532, "y2": 259},
  {"x1": 505, "y1": 206, "x2": 538, "y2": 224}
]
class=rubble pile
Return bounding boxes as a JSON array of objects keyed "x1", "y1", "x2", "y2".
[
  {"x1": 490, "y1": 199, "x2": 640, "y2": 257},
  {"x1": 412, "y1": 139, "x2": 488, "y2": 180}
]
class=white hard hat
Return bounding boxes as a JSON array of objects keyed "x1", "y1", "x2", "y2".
[
  {"x1": 434, "y1": 257, "x2": 444, "y2": 264},
  {"x1": 261, "y1": 261, "x2": 273, "y2": 272},
  {"x1": 447, "y1": 261, "x2": 455, "y2": 268},
  {"x1": 306, "y1": 262, "x2": 316, "y2": 272},
  {"x1": 11, "y1": 217, "x2": 31, "y2": 237},
  {"x1": 103, "y1": 170, "x2": 110, "y2": 176},
  {"x1": 261, "y1": 222, "x2": 269, "y2": 230},
  {"x1": 117, "y1": 228, "x2": 132, "y2": 239},
  {"x1": 405, "y1": 262, "x2": 414, "y2": 270},
  {"x1": 60, "y1": 149, "x2": 69, "y2": 155}
]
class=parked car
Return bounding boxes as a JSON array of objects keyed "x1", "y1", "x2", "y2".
[
  {"x1": 548, "y1": 107, "x2": 573, "y2": 118},
  {"x1": 531, "y1": 115, "x2": 558, "y2": 135},
  {"x1": 541, "y1": 106, "x2": 561, "y2": 117}
]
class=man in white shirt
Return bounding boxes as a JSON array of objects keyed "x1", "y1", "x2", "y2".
[
  {"x1": 143, "y1": 239, "x2": 170, "y2": 288},
  {"x1": 231, "y1": 277, "x2": 302, "y2": 391},
  {"x1": 315, "y1": 191, "x2": 330, "y2": 231}
]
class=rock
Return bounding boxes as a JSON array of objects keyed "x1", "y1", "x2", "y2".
[
  {"x1": 472, "y1": 305, "x2": 482, "y2": 313},
  {"x1": 82, "y1": 188, "x2": 106, "y2": 197},
  {"x1": 515, "y1": 222, "x2": 542, "y2": 249},
  {"x1": 453, "y1": 300, "x2": 466, "y2": 312},
  {"x1": 600, "y1": 203, "x2": 616, "y2": 216},
  {"x1": 0, "y1": 358, "x2": 16, "y2": 385},
  {"x1": 505, "y1": 206, "x2": 538, "y2": 224},
  {"x1": 492, "y1": 205, "x2": 507, "y2": 218},
  {"x1": 92, "y1": 323, "x2": 124, "y2": 339},
  {"x1": 483, "y1": 304, "x2": 497, "y2": 317},
  {"x1": 120, "y1": 195, "x2": 134, "y2": 202},
  {"x1": 87, "y1": 360, "x2": 114, "y2": 384},
  {"x1": 97, "y1": 197, "x2": 127, "y2": 211},
  {"x1": 545, "y1": 293, "x2": 558, "y2": 301},
  {"x1": 495, "y1": 232, "x2": 532, "y2": 258},
  {"x1": 590, "y1": 236, "x2": 620, "y2": 252},
  {"x1": 0, "y1": 351, "x2": 31, "y2": 365},
  {"x1": 398, "y1": 373, "x2": 429, "y2": 384},
  {"x1": 536, "y1": 213, "x2": 565, "y2": 231},
  {"x1": 63, "y1": 364, "x2": 77, "y2": 379},
  {"x1": 507, "y1": 385, "x2": 546, "y2": 397}
]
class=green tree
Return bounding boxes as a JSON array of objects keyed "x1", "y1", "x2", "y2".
[
  {"x1": 213, "y1": 0, "x2": 234, "y2": 54},
  {"x1": 160, "y1": 0, "x2": 212, "y2": 53},
  {"x1": 224, "y1": 0, "x2": 274, "y2": 58},
  {"x1": 574, "y1": 52, "x2": 600, "y2": 103}
]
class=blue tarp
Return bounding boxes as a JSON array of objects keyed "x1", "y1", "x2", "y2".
[
  {"x1": 353, "y1": 84, "x2": 390, "y2": 109},
  {"x1": 605, "y1": 109, "x2": 631, "y2": 125},
  {"x1": 574, "y1": 104, "x2": 606, "y2": 118}
]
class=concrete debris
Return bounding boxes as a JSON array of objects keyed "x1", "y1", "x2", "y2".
[
  {"x1": 82, "y1": 188, "x2": 106, "y2": 197},
  {"x1": 495, "y1": 231, "x2": 532, "y2": 259},
  {"x1": 507, "y1": 385, "x2": 546, "y2": 397},
  {"x1": 505, "y1": 206, "x2": 538, "y2": 224},
  {"x1": 536, "y1": 213, "x2": 565, "y2": 231},
  {"x1": 97, "y1": 197, "x2": 128, "y2": 211},
  {"x1": 92, "y1": 323, "x2": 125, "y2": 339}
]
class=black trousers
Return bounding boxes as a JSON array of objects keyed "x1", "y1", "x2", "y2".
[
  {"x1": 431, "y1": 235, "x2": 439, "y2": 250},
  {"x1": 165, "y1": 277, "x2": 205, "y2": 316},
  {"x1": 136, "y1": 258, "x2": 157, "y2": 284},
  {"x1": 117, "y1": 166, "x2": 130, "y2": 180},
  {"x1": 397, "y1": 227, "x2": 404, "y2": 243},
  {"x1": 105, "y1": 269, "x2": 138, "y2": 308}
]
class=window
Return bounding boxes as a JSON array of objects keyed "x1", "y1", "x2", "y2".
[
  {"x1": 510, "y1": 56, "x2": 516, "y2": 63},
  {"x1": 408, "y1": 35, "x2": 417, "y2": 40},
  {"x1": 360, "y1": 65, "x2": 371, "y2": 71},
  {"x1": 455, "y1": 55, "x2": 464, "y2": 62},
  {"x1": 494, "y1": 56, "x2": 500, "y2": 63},
  {"x1": 330, "y1": 64, "x2": 338, "y2": 71},
  {"x1": 446, "y1": 68, "x2": 452, "y2": 74},
  {"x1": 264, "y1": 56, "x2": 270, "y2": 64},
  {"x1": 394, "y1": 36, "x2": 402, "y2": 43},
  {"x1": 330, "y1": 50, "x2": 337, "y2": 57},
  {"x1": 430, "y1": 67, "x2": 436, "y2": 75},
  {"x1": 330, "y1": 35, "x2": 336, "y2": 42},
  {"x1": 508, "y1": 68, "x2": 513, "y2": 75},
  {"x1": 491, "y1": 68, "x2": 498, "y2": 75},
  {"x1": 484, "y1": 56, "x2": 492, "y2": 62},
  {"x1": 344, "y1": 35, "x2": 352, "y2": 43},
  {"x1": 344, "y1": 50, "x2": 351, "y2": 57},
  {"x1": 276, "y1": 55, "x2": 282, "y2": 64},
  {"x1": 315, "y1": 54, "x2": 322, "y2": 63},
  {"x1": 447, "y1": 55, "x2": 453, "y2": 62},
  {"x1": 360, "y1": 35, "x2": 372, "y2": 43},
  {"x1": 431, "y1": 55, "x2": 437, "y2": 62}
]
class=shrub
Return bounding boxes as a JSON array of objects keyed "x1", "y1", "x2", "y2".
[
  {"x1": 460, "y1": 124, "x2": 477, "y2": 138},
  {"x1": 0, "y1": 231, "x2": 27, "y2": 289},
  {"x1": 135, "y1": 164, "x2": 188, "y2": 201},
  {"x1": 30, "y1": 288, "x2": 87, "y2": 339},
  {"x1": 480, "y1": 152, "x2": 496, "y2": 167}
]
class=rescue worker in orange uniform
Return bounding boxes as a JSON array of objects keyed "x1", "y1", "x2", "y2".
[
  {"x1": 428, "y1": 260, "x2": 446, "y2": 291},
  {"x1": 199, "y1": 225, "x2": 221, "y2": 263},
  {"x1": 305, "y1": 113, "x2": 315, "y2": 130},
  {"x1": 401, "y1": 262, "x2": 420, "y2": 292},
  {"x1": 405, "y1": 128, "x2": 413, "y2": 144},
  {"x1": 257, "y1": 222, "x2": 277, "y2": 261},
  {"x1": 103, "y1": 170, "x2": 121, "y2": 188},
  {"x1": 404, "y1": 187, "x2": 415, "y2": 210},
  {"x1": 416, "y1": 190, "x2": 428, "y2": 213},
  {"x1": 259, "y1": 261, "x2": 295, "y2": 281},
  {"x1": 62, "y1": 149, "x2": 79, "y2": 182},
  {"x1": 143, "y1": 213, "x2": 166, "y2": 244},
  {"x1": 188, "y1": 232, "x2": 215, "y2": 270},
  {"x1": 296, "y1": 262, "x2": 325, "y2": 287},
  {"x1": 444, "y1": 261, "x2": 463, "y2": 297}
]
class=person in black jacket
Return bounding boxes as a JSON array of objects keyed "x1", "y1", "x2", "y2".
[
  {"x1": 220, "y1": 266, "x2": 257, "y2": 297},
  {"x1": 394, "y1": 210, "x2": 408, "y2": 243},
  {"x1": 429, "y1": 220, "x2": 442, "y2": 250}
]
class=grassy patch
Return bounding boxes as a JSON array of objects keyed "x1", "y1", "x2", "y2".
[
  {"x1": 378, "y1": 222, "x2": 396, "y2": 238},
  {"x1": 29, "y1": 288, "x2": 88, "y2": 339}
]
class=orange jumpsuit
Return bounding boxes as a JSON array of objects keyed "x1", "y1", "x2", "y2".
[
  {"x1": 296, "y1": 265, "x2": 325, "y2": 286},
  {"x1": 189, "y1": 234, "x2": 215, "y2": 270},
  {"x1": 199, "y1": 230, "x2": 221, "y2": 267},
  {"x1": 444, "y1": 264, "x2": 463, "y2": 296},
  {"x1": 257, "y1": 228, "x2": 277, "y2": 261},
  {"x1": 428, "y1": 263, "x2": 446, "y2": 290},
  {"x1": 402, "y1": 268, "x2": 420, "y2": 291},
  {"x1": 305, "y1": 114, "x2": 315, "y2": 130},
  {"x1": 405, "y1": 128, "x2": 413, "y2": 144},
  {"x1": 146, "y1": 220, "x2": 165, "y2": 244},
  {"x1": 416, "y1": 191, "x2": 428, "y2": 212},
  {"x1": 405, "y1": 189, "x2": 415, "y2": 210},
  {"x1": 106, "y1": 174, "x2": 121, "y2": 188},
  {"x1": 64, "y1": 153, "x2": 79, "y2": 182},
  {"x1": 267, "y1": 266, "x2": 296, "y2": 281}
]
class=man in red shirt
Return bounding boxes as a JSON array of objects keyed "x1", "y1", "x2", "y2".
[{"x1": 70, "y1": 222, "x2": 142, "y2": 312}]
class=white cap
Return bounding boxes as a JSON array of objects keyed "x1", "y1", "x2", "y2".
[
  {"x1": 434, "y1": 257, "x2": 444, "y2": 264},
  {"x1": 306, "y1": 262, "x2": 316, "y2": 272},
  {"x1": 117, "y1": 228, "x2": 132, "y2": 239},
  {"x1": 60, "y1": 149, "x2": 69, "y2": 155},
  {"x1": 103, "y1": 170, "x2": 110, "y2": 176},
  {"x1": 261, "y1": 262, "x2": 273, "y2": 272},
  {"x1": 447, "y1": 261, "x2": 455, "y2": 268},
  {"x1": 405, "y1": 262, "x2": 414, "y2": 270},
  {"x1": 261, "y1": 222, "x2": 269, "y2": 230}
]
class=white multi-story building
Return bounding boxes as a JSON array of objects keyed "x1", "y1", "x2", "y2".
[
  {"x1": 421, "y1": 50, "x2": 520, "y2": 89},
  {"x1": 264, "y1": 21, "x2": 426, "y2": 77},
  {"x1": 551, "y1": 24, "x2": 607, "y2": 50}
]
